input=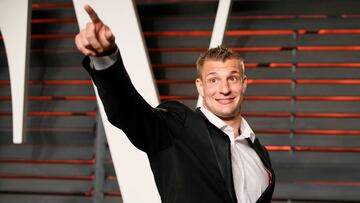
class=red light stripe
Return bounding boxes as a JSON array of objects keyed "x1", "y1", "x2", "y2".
[
  {"x1": 156, "y1": 80, "x2": 193, "y2": 84},
  {"x1": 144, "y1": 15, "x2": 359, "y2": 21},
  {"x1": 266, "y1": 146, "x2": 360, "y2": 152},
  {"x1": 254, "y1": 130, "x2": 291, "y2": 134},
  {"x1": 32, "y1": 18, "x2": 76, "y2": 24},
  {"x1": 298, "y1": 15, "x2": 328, "y2": 18},
  {"x1": 247, "y1": 79, "x2": 292, "y2": 84},
  {"x1": 255, "y1": 129, "x2": 360, "y2": 135},
  {"x1": 30, "y1": 112, "x2": 96, "y2": 117},
  {"x1": 152, "y1": 64, "x2": 195, "y2": 68},
  {"x1": 298, "y1": 63, "x2": 360, "y2": 68},
  {"x1": 294, "y1": 146, "x2": 360, "y2": 152},
  {"x1": 295, "y1": 130, "x2": 360, "y2": 135},
  {"x1": 230, "y1": 15, "x2": 296, "y2": 19},
  {"x1": 148, "y1": 47, "x2": 283, "y2": 52},
  {"x1": 296, "y1": 96, "x2": 360, "y2": 101},
  {"x1": 296, "y1": 113, "x2": 360, "y2": 118},
  {"x1": 0, "y1": 159, "x2": 95, "y2": 164},
  {"x1": 0, "y1": 112, "x2": 11, "y2": 116},
  {"x1": 107, "y1": 176, "x2": 117, "y2": 180},
  {"x1": 105, "y1": 192, "x2": 122, "y2": 196},
  {"x1": 269, "y1": 63, "x2": 294, "y2": 68},
  {"x1": 0, "y1": 81, "x2": 10, "y2": 85},
  {"x1": 31, "y1": 34, "x2": 76, "y2": 39},
  {"x1": 245, "y1": 96, "x2": 292, "y2": 101},
  {"x1": 233, "y1": 47, "x2": 283, "y2": 51},
  {"x1": 0, "y1": 96, "x2": 10, "y2": 101},
  {"x1": 342, "y1": 15, "x2": 360, "y2": 18},
  {"x1": 293, "y1": 181, "x2": 360, "y2": 187},
  {"x1": 29, "y1": 96, "x2": 96, "y2": 101},
  {"x1": 0, "y1": 128, "x2": 94, "y2": 133},
  {"x1": 318, "y1": 29, "x2": 360, "y2": 34},
  {"x1": 32, "y1": 3, "x2": 73, "y2": 9},
  {"x1": 244, "y1": 113, "x2": 360, "y2": 118},
  {"x1": 0, "y1": 191, "x2": 91, "y2": 196},
  {"x1": 243, "y1": 113, "x2": 291, "y2": 117},
  {"x1": 226, "y1": 30, "x2": 294, "y2": 36},
  {"x1": 0, "y1": 112, "x2": 96, "y2": 117},
  {"x1": 144, "y1": 31, "x2": 211, "y2": 37},
  {"x1": 29, "y1": 80, "x2": 92, "y2": 85},
  {"x1": 0, "y1": 96, "x2": 96, "y2": 101},
  {"x1": 148, "y1": 47, "x2": 206, "y2": 52},
  {"x1": 298, "y1": 46, "x2": 360, "y2": 51},
  {"x1": 266, "y1": 146, "x2": 291, "y2": 151},
  {"x1": 0, "y1": 174, "x2": 94, "y2": 180},
  {"x1": 297, "y1": 79, "x2": 360, "y2": 84},
  {"x1": 160, "y1": 95, "x2": 197, "y2": 100}
]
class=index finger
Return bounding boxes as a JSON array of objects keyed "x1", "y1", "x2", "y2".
[{"x1": 84, "y1": 4, "x2": 102, "y2": 23}]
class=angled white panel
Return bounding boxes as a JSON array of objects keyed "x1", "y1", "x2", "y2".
[
  {"x1": 73, "y1": 1, "x2": 160, "y2": 203},
  {"x1": 197, "y1": 0, "x2": 232, "y2": 107},
  {"x1": 0, "y1": 1, "x2": 32, "y2": 144},
  {"x1": 209, "y1": 0, "x2": 232, "y2": 48}
]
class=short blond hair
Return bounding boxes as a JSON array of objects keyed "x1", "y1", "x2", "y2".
[{"x1": 196, "y1": 45, "x2": 245, "y2": 78}]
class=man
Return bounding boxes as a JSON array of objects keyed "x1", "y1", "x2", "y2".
[{"x1": 76, "y1": 5, "x2": 275, "y2": 203}]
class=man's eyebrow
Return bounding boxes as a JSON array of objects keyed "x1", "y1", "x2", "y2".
[
  {"x1": 230, "y1": 70, "x2": 240, "y2": 74},
  {"x1": 205, "y1": 72, "x2": 218, "y2": 77}
]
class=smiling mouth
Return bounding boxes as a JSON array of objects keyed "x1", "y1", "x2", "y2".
[{"x1": 216, "y1": 98, "x2": 234, "y2": 104}]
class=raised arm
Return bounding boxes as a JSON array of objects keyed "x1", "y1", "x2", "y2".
[{"x1": 75, "y1": 5, "x2": 186, "y2": 152}]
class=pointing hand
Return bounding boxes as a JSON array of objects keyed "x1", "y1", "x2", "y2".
[{"x1": 75, "y1": 4, "x2": 116, "y2": 56}]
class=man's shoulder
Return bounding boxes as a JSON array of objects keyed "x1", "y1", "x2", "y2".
[{"x1": 157, "y1": 100, "x2": 192, "y2": 112}]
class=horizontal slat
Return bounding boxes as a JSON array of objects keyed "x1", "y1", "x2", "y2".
[
  {"x1": 0, "y1": 116, "x2": 95, "y2": 128},
  {"x1": 0, "y1": 179, "x2": 92, "y2": 194},
  {"x1": 0, "y1": 131, "x2": 94, "y2": 145},
  {"x1": 0, "y1": 163, "x2": 93, "y2": 176},
  {"x1": 274, "y1": 164, "x2": 360, "y2": 182},
  {"x1": 0, "y1": 194, "x2": 91, "y2": 203},
  {"x1": 0, "y1": 145, "x2": 94, "y2": 160},
  {"x1": 273, "y1": 181, "x2": 360, "y2": 201}
]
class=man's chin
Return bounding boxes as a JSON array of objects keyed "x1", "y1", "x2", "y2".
[{"x1": 215, "y1": 111, "x2": 239, "y2": 120}]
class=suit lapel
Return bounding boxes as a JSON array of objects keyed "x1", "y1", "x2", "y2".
[{"x1": 195, "y1": 109, "x2": 236, "y2": 202}]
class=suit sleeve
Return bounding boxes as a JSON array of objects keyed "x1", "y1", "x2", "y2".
[{"x1": 82, "y1": 54, "x2": 186, "y2": 152}]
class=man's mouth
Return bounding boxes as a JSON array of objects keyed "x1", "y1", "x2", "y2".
[{"x1": 216, "y1": 98, "x2": 234, "y2": 104}]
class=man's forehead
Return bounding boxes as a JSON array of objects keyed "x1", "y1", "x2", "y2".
[
  {"x1": 205, "y1": 70, "x2": 241, "y2": 77},
  {"x1": 203, "y1": 59, "x2": 242, "y2": 70}
]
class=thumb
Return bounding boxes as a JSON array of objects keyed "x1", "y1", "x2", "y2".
[{"x1": 104, "y1": 26, "x2": 115, "y2": 43}]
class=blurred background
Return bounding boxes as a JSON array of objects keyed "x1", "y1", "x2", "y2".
[{"x1": 0, "y1": 0, "x2": 360, "y2": 202}]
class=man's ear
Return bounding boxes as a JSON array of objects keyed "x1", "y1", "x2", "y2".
[
  {"x1": 242, "y1": 75, "x2": 248, "y2": 95},
  {"x1": 195, "y1": 78, "x2": 204, "y2": 97}
]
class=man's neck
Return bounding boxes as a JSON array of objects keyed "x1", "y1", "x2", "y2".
[{"x1": 220, "y1": 114, "x2": 242, "y2": 138}]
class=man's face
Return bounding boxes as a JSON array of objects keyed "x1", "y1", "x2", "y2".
[{"x1": 196, "y1": 58, "x2": 247, "y2": 120}]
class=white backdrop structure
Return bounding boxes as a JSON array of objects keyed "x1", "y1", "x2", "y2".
[
  {"x1": 0, "y1": 0, "x2": 32, "y2": 144},
  {"x1": 73, "y1": 1, "x2": 161, "y2": 202}
]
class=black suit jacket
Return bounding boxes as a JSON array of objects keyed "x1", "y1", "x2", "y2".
[{"x1": 83, "y1": 55, "x2": 275, "y2": 203}]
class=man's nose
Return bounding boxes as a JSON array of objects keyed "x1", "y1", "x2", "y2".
[{"x1": 219, "y1": 81, "x2": 231, "y2": 94}]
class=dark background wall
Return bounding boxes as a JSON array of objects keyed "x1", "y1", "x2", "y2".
[{"x1": 0, "y1": 0, "x2": 359, "y2": 202}]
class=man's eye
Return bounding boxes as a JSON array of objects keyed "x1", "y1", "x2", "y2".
[
  {"x1": 229, "y1": 76, "x2": 239, "y2": 82},
  {"x1": 209, "y1": 78, "x2": 218, "y2": 84}
]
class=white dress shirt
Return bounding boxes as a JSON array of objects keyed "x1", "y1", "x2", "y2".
[{"x1": 200, "y1": 106, "x2": 269, "y2": 203}]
